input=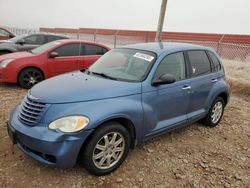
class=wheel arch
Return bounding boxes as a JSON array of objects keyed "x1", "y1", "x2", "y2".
[
  {"x1": 77, "y1": 117, "x2": 137, "y2": 164},
  {"x1": 89, "y1": 117, "x2": 136, "y2": 148},
  {"x1": 0, "y1": 49, "x2": 13, "y2": 54},
  {"x1": 217, "y1": 92, "x2": 229, "y2": 106},
  {"x1": 17, "y1": 66, "x2": 45, "y2": 84}
]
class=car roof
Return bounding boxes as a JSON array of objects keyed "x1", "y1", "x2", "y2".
[
  {"x1": 123, "y1": 42, "x2": 213, "y2": 56},
  {"x1": 56, "y1": 39, "x2": 111, "y2": 48},
  {"x1": 32, "y1": 32, "x2": 68, "y2": 38}
]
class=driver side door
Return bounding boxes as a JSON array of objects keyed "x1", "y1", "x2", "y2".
[
  {"x1": 47, "y1": 43, "x2": 80, "y2": 77},
  {"x1": 142, "y1": 52, "x2": 190, "y2": 139}
]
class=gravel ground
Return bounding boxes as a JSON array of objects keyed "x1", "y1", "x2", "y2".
[{"x1": 0, "y1": 84, "x2": 249, "y2": 188}]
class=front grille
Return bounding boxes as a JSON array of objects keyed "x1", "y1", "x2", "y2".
[{"x1": 19, "y1": 96, "x2": 47, "y2": 125}]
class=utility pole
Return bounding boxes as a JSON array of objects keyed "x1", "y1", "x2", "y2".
[{"x1": 155, "y1": 0, "x2": 168, "y2": 42}]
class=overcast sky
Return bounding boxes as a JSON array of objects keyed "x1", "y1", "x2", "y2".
[{"x1": 0, "y1": 0, "x2": 249, "y2": 34}]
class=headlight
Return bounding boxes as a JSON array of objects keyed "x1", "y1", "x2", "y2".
[
  {"x1": 48, "y1": 116, "x2": 89, "y2": 133},
  {"x1": 0, "y1": 59, "x2": 15, "y2": 68}
]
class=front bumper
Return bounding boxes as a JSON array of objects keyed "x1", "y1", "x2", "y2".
[
  {"x1": 0, "y1": 67, "x2": 16, "y2": 83},
  {"x1": 7, "y1": 106, "x2": 94, "y2": 168}
]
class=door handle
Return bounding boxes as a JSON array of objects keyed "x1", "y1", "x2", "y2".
[
  {"x1": 211, "y1": 78, "x2": 218, "y2": 83},
  {"x1": 182, "y1": 86, "x2": 191, "y2": 90}
]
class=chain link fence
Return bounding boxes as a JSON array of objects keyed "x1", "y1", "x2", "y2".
[{"x1": 5, "y1": 27, "x2": 250, "y2": 63}]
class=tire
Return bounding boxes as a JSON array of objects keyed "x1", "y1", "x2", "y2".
[
  {"x1": 202, "y1": 97, "x2": 225, "y2": 127},
  {"x1": 82, "y1": 122, "x2": 131, "y2": 176},
  {"x1": 18, "y1": 68, "x2": 44, "y2": 89}
]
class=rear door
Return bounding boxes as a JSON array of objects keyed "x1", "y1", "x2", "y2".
[
  {"x1": 78, "y1": 44, "x2": 108, "y2": 69},
  {"x1": 47, "y1": 43, "x2": 80, "y2": 76},
  {"x1": 185, "y1": 50, "x2": 218, "y2": 121}
]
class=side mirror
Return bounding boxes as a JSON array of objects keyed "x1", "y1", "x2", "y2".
[
  {"x1": 152, "y1": 74, "x2": 176, "y2": 86},
  {"x1": 49, "y1": 52, "x2": 59, "y2": 58},
  {"x1": 16, "y1": 39, "x2": 25, "y2": 45}
]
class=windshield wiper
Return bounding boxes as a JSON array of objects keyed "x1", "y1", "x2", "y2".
[{"x1": 90, "y1": 71, "x2": 117, "y2": 80}]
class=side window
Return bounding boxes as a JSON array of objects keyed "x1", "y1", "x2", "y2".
[
  {"x1": 54, "y1": 43, "x2": 80, "y2": 57},
  {"x1": 208, "y1": 51, "x2": 221, "y2": 72},
  {"x1": 24, "y1": 35, "x2": 46, "y2": 45},
  {"x1": 81, "y1": 44, "x2": 107, "y2": 55},
  {"x1": 155, "y1": 52, "x2": 186, "y2": 81},
  {"x1": 0, "y1": 29, "x2": 9, "y2": 37},
  {"x1": 187, "y1": 51, "x2": 211, "y2": 77},
  {"x1": 47, "y1": 35, "x2": 64, "y2": 42}
]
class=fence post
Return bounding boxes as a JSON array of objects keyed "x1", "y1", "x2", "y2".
[
  {"x1": 77, "y1": 29, "x2": 80, "y2": 39},
  {"x1": 145, "y1": 31, "x2": 149, "y2": 43},
  {"x1": 217, "y1": 34, "x2": 225, "y2": 56},
  {"x1": 94, "y1": 29, "x2": 97, "y2": 42},
  {"x1": 114, "y1": 31, "x2": 119, "y2": 48}
]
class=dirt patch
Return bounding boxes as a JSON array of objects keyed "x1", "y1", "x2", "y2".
[
  {"x1": 0, "y1": 84, "x2": 249, "y2": 188},
  {"x1": 223, "y1": 59, "x2": 250, "y2": 96}
]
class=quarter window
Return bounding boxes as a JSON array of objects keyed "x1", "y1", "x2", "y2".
[
  {"x1": 155, "y1": 52, "x2": 186, "y2": 81},
  {"x1": 208, "y1": 51, "x2": 221, "y2": 72},
  {"x1": 187, "y1": 51, "x2": 211, "y2": 77},
  {"x1": 54, "y1": 44, "x2": 80, "y2": 57},
  {"x1": 81, "y1": 44, "x2": 108, "y2": 56}
]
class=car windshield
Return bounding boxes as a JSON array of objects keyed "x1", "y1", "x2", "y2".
[
  {"x1": 8, "y1": 34, "x2": 28, "y2": 42},
  {"x1": 30, "y1": 41, "x2": 61, "y2": 54},
  {"x1": 88, "y1": 48, "x2": 156, "y2": 82}
]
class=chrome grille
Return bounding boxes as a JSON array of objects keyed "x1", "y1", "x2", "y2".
[{"x1": 19, "y1": 96, "x2": 47, "y2": 125}]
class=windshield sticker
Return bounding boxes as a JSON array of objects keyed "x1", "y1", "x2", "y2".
[{"x1": 133, "y1": 52, "x2": 154, "y2": 62}]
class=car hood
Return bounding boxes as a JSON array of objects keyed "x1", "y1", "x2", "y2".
[
  {"x1": 0, "y1": 51, "x2": 33, "y2": 61},
  {"x1": 30, "y1": 71, "x2": 141, "y2": 104}
]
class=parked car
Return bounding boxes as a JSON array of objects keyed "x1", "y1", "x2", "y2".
[
  {"x1": 0, "y1": 27, "x2": 16, "y2": 40},
  {"x1": 0, "y1": 33, "x2": 68, "y2": 55},
  {"x1": 0, "y1": 39, "x2": 110, "y2": 88},
  {"x1": 7, "y1": 42, "x2": 229, "y2": 175}
]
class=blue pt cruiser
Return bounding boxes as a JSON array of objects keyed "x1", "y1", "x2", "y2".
[{"x1": 7, "y1": 42, "x2": 230, "y2": 175}]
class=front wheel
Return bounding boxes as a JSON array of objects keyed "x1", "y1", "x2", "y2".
[
  {"x1": 202, "y1": 97, "x2": 225, "y2": 127},
  {"x1": 82, "y1": 122, "x2": 131, "y2": 176},
  {"x1": 18, "y1": 68, "x2": 44, "y2": 89}
]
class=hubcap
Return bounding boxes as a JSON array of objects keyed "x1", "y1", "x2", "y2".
[
  {"x1": 93, "y1": 132, "x2": 125, "y2": 169},
  {"x1": 211, "y1": 101, "x2": 223, "y2": 124}
]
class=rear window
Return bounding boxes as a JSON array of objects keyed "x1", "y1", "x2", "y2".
[
  {"x1": 187, "y1": 51, "x2": 211, "y2": 77},
  {"x1": 208, "y1": 51, "x2": 221, "y2": 72},
  {"x1": 81, "y1": 44, "x2": 108, "y2": 56}
]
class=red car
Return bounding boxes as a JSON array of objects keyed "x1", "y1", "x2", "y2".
[
  {"x1": 0, "y1": 40, "x2": 110, "y2": 88},
  {"x1": 0, "y1": 27, "x2": 15, "y2": 40}
]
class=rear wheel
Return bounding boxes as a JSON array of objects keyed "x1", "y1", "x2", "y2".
[
  {"x1": 202, "y1": 97, "x2": 225, "y2": 127},
  {"x1": 18, "y1": 68, "x2": 44, "y2": 89},
  {"x1": 82, "y1": 122, "x2": 130, "y2": 176}
]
